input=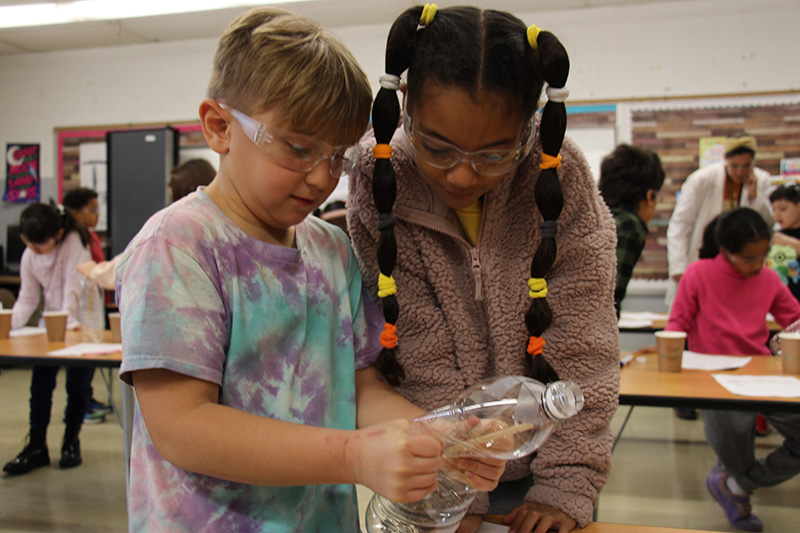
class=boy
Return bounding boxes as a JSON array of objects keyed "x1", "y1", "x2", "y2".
[
  {"x1": 598, "y1": 144, "x2": 666, "y2": 317},
  {"x1": 115, "y1": 8, "x2": 502, "y2": 532},
  {"x1": 768, "y1": 182, "x2": 800, "y2": 302}
]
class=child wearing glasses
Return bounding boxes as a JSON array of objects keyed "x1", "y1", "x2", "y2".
[
  {"x1": 665, "y1": 207, "x2": 800, "y2": 532},
  {"x1": 115, "y1": 8, "x2": 503, "y2": 532},
  {"x1": 4, "y1": 203, "x2": 92, "y2": 475},
  {"x1": 347, "y1": 5, "x2": 619, "y2": 532}
]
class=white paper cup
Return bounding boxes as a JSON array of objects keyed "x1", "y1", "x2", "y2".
[
  {"x1": 779, "y1": 332, "x2": 800, "y2": 374},
  {"x1": 655, "y1": 331, "x2": 687, "y2": 373},
  {"x1": 42, "y1": 311, "x2": 68, "y2": 342}
]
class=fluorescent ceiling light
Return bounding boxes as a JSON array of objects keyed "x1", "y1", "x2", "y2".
[{"x1": 0, "y1": 1, "x2": 311, "y2": 30}]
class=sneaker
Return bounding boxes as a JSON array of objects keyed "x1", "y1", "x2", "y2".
[
  {"x1": 89, "y1": 398, "x2": 112, "y2": 414},
  {"x1": 674, "y1": 407, "x2": 698, "y2": 420},
  {"x1": 755, "y1": 414, "x2": 769, "y2": 437},
  {"x1": 705, "y1": 470, "x2": 763, "y2": 531},
  {"x1": 84, "y1": 410, "x2": 106, "y2": 424},
  {"x1": 3, "y1": 442, "x2": 50, "y2": 475}
]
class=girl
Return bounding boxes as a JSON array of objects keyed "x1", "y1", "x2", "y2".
[
  {"x1": 115, "y1": 8, "x2": 503, "y2": 531},
  {"x1": 665, "y1": 207, "x2": 800, "y2": 532},
  {"x1": 347, "y1": 5, "x2": 619, "y2": 532},
  {"x1": 3, "y1": 203, "x2": 93, "y2": 475}
]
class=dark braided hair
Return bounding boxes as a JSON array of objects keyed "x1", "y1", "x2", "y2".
[{"x1": 372, "y1": 6, "x2": 570, "y2": 385}]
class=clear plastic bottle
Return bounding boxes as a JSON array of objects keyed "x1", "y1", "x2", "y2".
[
  {"x1": 78, "y1": 277, "x2": 105, "y2": 343},
  {"x1": 364, "y1": 376, "x2": 585, "y2": 533}
]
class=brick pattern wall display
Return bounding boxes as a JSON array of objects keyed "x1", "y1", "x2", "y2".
[{"x1": 631, "y1": 101, "x2": 800, "y2": 280}]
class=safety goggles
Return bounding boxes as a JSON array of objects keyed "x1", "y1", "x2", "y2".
[{"x1": 219, "y1": 103, "x2": 354, "y2": 178}]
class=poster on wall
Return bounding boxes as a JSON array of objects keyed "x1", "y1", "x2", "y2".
[
  {"x1": 3, "y1": 143, "x2": 40, "y2": 203},
  {"x1": 698, "y1": 137, "x2": 727, "y2": 168}
]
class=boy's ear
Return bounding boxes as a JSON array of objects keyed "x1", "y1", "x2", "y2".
[{"x1": 199, "y1": 99, "x2": 231, "y2": 154}]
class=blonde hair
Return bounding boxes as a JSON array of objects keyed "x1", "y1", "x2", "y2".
[{"x1": 207, "y1": 7, "x2": 372, "y2": 145}]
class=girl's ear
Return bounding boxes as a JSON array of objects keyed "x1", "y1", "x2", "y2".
[
  {"x1": 55, "y1": 228, "x2": 65, "y2": 242},
  {"x1": 199, "y1": 99, "x2": 231, "y2": 155}
]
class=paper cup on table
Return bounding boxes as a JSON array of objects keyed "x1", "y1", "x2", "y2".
[
  {"x1": 108, "y1": 312, "x2": 121, "y2": 343},
  {"x1": 0, "y1": 310, "x2": 12, "y2": 339},
  {"x1": 655, "y1": 331, "x2": 686, "y2": 373},
  {"x1": 779, "y1": 332, "x2": 800, "y2": 374},
  {"x1": 42, "y1": 311, "x2": 68, "y2": 342}
]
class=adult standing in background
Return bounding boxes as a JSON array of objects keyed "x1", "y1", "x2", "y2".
[{"x1": 666, "y1": 133, "x2": 774, "y2": 307}]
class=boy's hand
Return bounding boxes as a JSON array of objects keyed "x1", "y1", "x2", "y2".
[{"x1": 346, "y1": 418, "x2": 442, "y2": 503}]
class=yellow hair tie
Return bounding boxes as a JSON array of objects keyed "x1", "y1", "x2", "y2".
[
  {"x1": 527, "y1": 336, "x2": 546, "y2": 356},
  {"x1": 420, "y1": 4, "x2": 437, "y2": 26},
  {"x1": 528, "y1": 278, "x2": 548, "y2": 298},
  {"x1": 380, "y1": 323, "x2": 398, "y2": 349},
  {"x1": 373, "y1": 143, "x2": 392, "y2": 159},
  {"x1": 378, "y1": 274, "x2": 397, "y2": 298},
  {"x1": 527, "y1": 25, "x2": 541, "y2": 50},
  {"x1": 540, "y1": 153, "x2": 562, "y2": 170}
]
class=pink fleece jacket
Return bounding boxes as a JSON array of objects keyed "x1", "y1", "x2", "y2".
[
  {"x1": 666, "y1": 254, "x2": 800, "y2": 355},
  {"x1": 347, "y1": 126, "x2": 619, "y2": 526}
]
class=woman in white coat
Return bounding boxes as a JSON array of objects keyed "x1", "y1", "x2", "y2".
[{"x1": 666, "y1": 134, "x2": 774, "y2": 306}]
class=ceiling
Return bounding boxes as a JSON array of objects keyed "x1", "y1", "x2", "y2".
[{"x1": 0, "y1": 0, "x2": 684, "y2": 56}]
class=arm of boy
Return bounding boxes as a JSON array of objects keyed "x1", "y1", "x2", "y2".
[
  {"x1": 354, "y1": 366, "x2": 506, "y2": 492},
  {"x1": 132, "y1": 367, "x2": 442, "y2": 503}
]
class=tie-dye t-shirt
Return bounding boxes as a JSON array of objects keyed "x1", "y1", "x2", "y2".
[{"x1": 116, "y1": 190, "x2": 382, "y2": 532}]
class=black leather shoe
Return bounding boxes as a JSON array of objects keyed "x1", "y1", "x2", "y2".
[
  {"x1": 3, "y1": 444, "x2": 50, "y2": 475},
  {"x1": 674, "y1": 407, "x2": 698, "y2": 420},
  {"x1": 59, "y1": 439, "x2": 82, "y2": 469}
]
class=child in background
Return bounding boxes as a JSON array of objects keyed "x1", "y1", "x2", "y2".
[
  {"x1": 347, "y1": 6, "x2": 618, "y2": 532},
  {"x1": 63, "y1": 187, "x2": 111, "y2": 423},
  {"x1": 768, "y1": 182, "x2": 800, "y2": 302},
  {"x1": 598, "y1": 144, "x2": 665, "y2": 317},
  {"x1": 665, "y1": 207, "x2": 800, "y2": 532},
  {"x1": 3, "y1": 203, "x2": 92, "y2": 475},
  {"x1": 115, "y1": 8, "x2": 503, "y2": 531},
  {"x1": 168, "y1": 158, "x2": 216, "y2": 202}
]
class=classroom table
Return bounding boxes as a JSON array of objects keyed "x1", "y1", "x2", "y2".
[
  {"x1": 0, "y1": 329, "x2": 134, "y2": 487},
  {"x1": 618, "y1": 313, "x2": 780, "y2": 334}
]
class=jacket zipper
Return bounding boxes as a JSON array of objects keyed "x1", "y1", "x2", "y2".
[{"x1": 394, "y1": 211, "x2": 484, "y2": 301}]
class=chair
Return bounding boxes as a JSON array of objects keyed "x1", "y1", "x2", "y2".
[
  {"x1": 0, "y1": 288, "x2": 15, "y2": 310},
  {"x1": 320, "y1": 208, "x2": 348, "y2": 236}
]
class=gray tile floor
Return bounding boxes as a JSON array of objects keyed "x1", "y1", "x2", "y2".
[{"x1": 1, "y1": 366, "x2": 798, "y2": 532}]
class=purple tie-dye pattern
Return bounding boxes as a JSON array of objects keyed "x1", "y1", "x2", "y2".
[{"x1": 118, "y1": 191, "x2": 379, "y2": 532}]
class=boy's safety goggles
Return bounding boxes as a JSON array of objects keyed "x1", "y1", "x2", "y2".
[{"x1": 219, "y1": 103, "x2": 354, "y2": 178}]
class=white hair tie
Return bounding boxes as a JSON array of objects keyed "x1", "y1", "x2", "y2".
[
  {"x1": 546, "y1": 86, "x2": 569, "y2": 103},
  {"x1": 379, "y1": 74, "x2": 401, "y2": 91}
]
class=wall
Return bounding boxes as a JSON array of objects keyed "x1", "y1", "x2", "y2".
[{"x1": 1, "y1": 0, "x2": 799, "y2": 253}]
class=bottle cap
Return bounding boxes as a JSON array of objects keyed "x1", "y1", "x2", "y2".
[{"x1": 543, "y1": 381, "x2": 585, "y2": 420}]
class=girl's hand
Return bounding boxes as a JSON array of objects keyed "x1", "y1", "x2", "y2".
[
  {"x1": 503, "y1": 502, "x2": 577, "y2": 533},
  {"x1": 443, "y1": 454, "x2": 505, "y2": 491},
  {"x1": 455, "y1": 515, "x2": 483, "y2": 533},
  {"x1": 346, "y1": 418, "x2": 442, "y2": 503}
]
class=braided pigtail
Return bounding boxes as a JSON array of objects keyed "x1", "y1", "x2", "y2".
[
  {"x1": 371, "y1": 6, "x2": 428, "y2": 385},
  {"x1": 523, "y1": 26, "x2": 569, "y2": 384}
]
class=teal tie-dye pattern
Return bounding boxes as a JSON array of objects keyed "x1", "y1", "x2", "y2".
[{"x1": 117, "y1": 191, "x2": 382, "y2": 532}]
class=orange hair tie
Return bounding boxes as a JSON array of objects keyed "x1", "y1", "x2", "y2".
[
  {"x1": 373, "y1": 143, "x2": 393, "y2": 159},
  {"x1": 380, "y1": 323, "x2": 398, "y2": 349},
  {"x1": 540, "y1": 153, "x2": 562, "y2": 170},
  {"x1": 527, "y1": 336, "x2": 545, "y2": 356}
]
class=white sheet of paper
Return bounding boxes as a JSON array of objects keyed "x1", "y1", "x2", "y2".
[
  {"x1": 47, "y1": 342, "x2": 122, "y2": 356},
  {"x1": 620, "y1": 311, "x2": 669, "y2": 321},
  {"x1": 712, "y1": 374, "x2": 800, "y2": 398},
  {"x1": 682, "y1": 351, "x2": 752, "y2": 371},
  {"x1": 475, "y1": 522, "x2": 510, "y2": 533},
  {"x1": 9, "y1": 327, "x2": 47, "y2": 338},
  {"x1": 618, "y1": 318, "x2": 653, "y2": 329}
]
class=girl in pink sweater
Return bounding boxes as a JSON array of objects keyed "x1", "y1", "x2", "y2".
[{"x1": 666, "y1": 207, "x2": 800, "y2": 532}]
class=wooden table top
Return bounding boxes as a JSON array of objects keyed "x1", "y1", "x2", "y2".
[
  {"x1": 619, "y1": 351, "x2": 800, "y2": 413},
  {"x1": 0, "y1": 329, "x2": 121, "y2": 368},
  {"x1": 619, "y1": 313, "x2": 779, "y2": 333},
  {"x1": 482, "y1": 516, "x2": 715, "y2": 532}
]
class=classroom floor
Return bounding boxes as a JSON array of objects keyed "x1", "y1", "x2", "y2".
[{"x1": 0, "y1": 366, "x2": 798, "y2": 533}]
